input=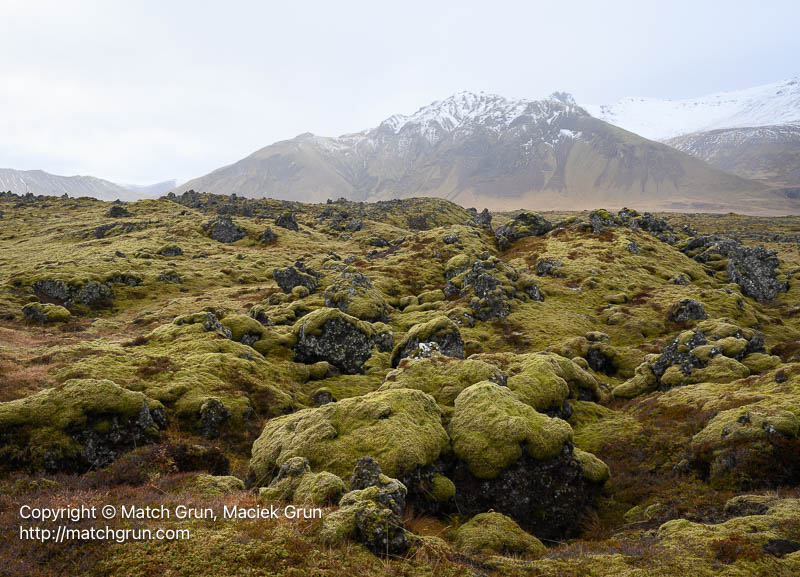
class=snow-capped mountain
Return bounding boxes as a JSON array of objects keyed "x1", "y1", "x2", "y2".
[
  {"x1": 0, "y1": 168, "x2": 175, "y2": 201},
  {"x1": 176, "y1": 91, "x2": 796, "y2": 215},
  {"x1": 586, "y1": 78, "x2": 800, "y2": 141}
]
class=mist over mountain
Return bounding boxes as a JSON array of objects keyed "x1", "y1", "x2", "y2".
[{"x1": 175, "y1": 91, "x2": 795, "y2": 215}]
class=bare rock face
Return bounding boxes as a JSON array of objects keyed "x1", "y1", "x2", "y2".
[{"x1": 204, "y1": 216, "x2": 246, "y2": 243}]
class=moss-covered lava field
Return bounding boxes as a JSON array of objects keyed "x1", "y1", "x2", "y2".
[{"x1": 1, "y1": 191, "x2": 800, "y2": 576}]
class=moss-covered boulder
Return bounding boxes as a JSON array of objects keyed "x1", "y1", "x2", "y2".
[
  {"x1": 454, "y1": 512, "x2": 545, "y2": 557},
  {"x1": 391, "y1": 316, "x2": 464, "y2": 367},
  {"x1": 494, "y1": 212, "x2": 552, "y2": 249},
  {"x1": 613, "y1": 318, "x2": 767, "y2": 397},
  {"x1": 273, "y1": 261, "x2": 321, "y2": 294},
  {"x1": 690, "y1": 405, "x2": 800, "y2": 488},
  {"x1": 186, "y1": 474, "x2": 245, "y2": 496},
  {"x1": 21, "y1": 302, "x2": 71, "y2": 323},
  {"x1": 292, "y1": 308, "x2": 392, "y2": 374},
  {"x1": 447, "y1": 382, "x2": 607, "y2": 539},
  {"x1": 379, "y1": 353, "x2": 501, "y2": 409},
  {"x1": 506, "y1": 353, "x2": 600, "y2": 413},
  {"x1": 0, "y1": 379, "x2": 164, "y2": 473},
  {"x1": 295, "y1": 471, "x2": 347, "y2": 505},
  {"x1": 323, "y1": 269, "x2": 389, "y2": 322},
  {"x1": 249, "y1": 388, "x2": 449, "y2": 485},
  {"x1": 449, "y1": 382, "x2": 573, "y2": 478}
]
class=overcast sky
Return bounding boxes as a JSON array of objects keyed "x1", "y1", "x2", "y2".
[{"x1": 1, "y1": 0, "x2": 798, "y2": 185}]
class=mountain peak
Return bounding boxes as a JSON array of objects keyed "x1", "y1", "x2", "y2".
[{"x1": 376, "y1": 91, "x2": 585, "y2": 144}]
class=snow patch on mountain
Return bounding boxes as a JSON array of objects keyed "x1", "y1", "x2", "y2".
[{"x1": 586, "y1": 78, "x2": 800, "y2": 141}]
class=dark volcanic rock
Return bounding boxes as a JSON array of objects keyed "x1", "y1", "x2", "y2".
[
  {"x1": 198, "y1": 398, "x2": 231, "y2": 439},
  {"x1": 350, "y1": 457, "x2": 407, "y2": 517},
  {"x1": 347, "y1": 458, "x2": 408, "y2": 555},
  {"x1": 107, "y1": 205, "x2": 131, "y2": 218},
  {"x1": 392, "y1": 317, "x2": 464, "y2": 367},
  {"x1": 273, "y1": 261, "x2": 321, "y2": 294},
  {"x1": 275, "y1": 211, "x2": 299, "y2": 231},
  {"x1": 259, "y1": 227, "x2": 277, "y2": 244},
  {"x1": 536, "y1": 258, "x2": 564, "y2": 277},
  {"x1": 684, "y1": 235, "x2": 788, "y2": 302},
  {"x1": 204, "y1": 216, "x2": 246, "y2": 243},
  {"x1": 588, "y1": 209, "x2": 615, "y2": 233},
  {"x1": 472, "y1": 208, "x2": 493, "y2": 229},
  {"x1": 33, "y1": 279, "x2": 113, "y2": 309},
  {"x1": 294, "y1": 309, "x2": 387, "y2": 374},
  {"x1": 450, "y1": 448, "x2": 601, "y2": 540},
  {"x1": 726, "y1": 246, "x2": 789, "y2": 302},
  {"x1": 495, "y1": 212, "x2": 552, "y2": 249},
  {"x1": 667, "y1": 299, "x2": 707, "y2": 323}
]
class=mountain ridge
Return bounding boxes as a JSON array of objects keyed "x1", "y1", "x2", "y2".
[{"x1": 175, "y1": 92, "x2": 795, "y2": 215}]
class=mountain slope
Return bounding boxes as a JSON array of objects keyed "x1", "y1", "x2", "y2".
[
  {"x1": 665, "y1": 124, "x2": 800, "y2": 188},
  {"x1": 0, "y1": 168, "x2": 177, "y2": 201},
  {"x1": 176, "y1": 92, "x2": 795, "y2": 215},
  {"x1": 586, "y1": 78, "x2": 800, "y2": 141}
]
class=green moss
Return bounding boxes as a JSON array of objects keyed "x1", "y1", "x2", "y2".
[
  {"x1": 449, "y1": 382, "x2": 573, "y2": 478},
  {"x1": 418, "y1": 289, "x2": 445, "y2": 304},
  {"x1": 220, "y1": 313, "x2": 267, "y2": 342},
  {"x1": 294, "y1": 471, "x2": 347, "y2": 505},
  {"x1": 741, "y1": 353, "x2": 781, "y2": 373},
  {"x1": 692, "y1": 405, "x2": 799, "y2": 447},
  {"x1": 430, "y1": 474, "x2": 456, "y2": 502},
  {"x1": 187, "y1": 474, "x2": 245, "y2": 495},
  {"x1": 391, "y1": 316, "x2": 462, "y2": 367},
  {"x1": 22, "y1": 302, "x2": 72, "y2": 323},
  {"x1": 0, "y1": 378, "x2": 162, "y2": 471},
  {"x1": 454, "y1": 512, "x2": 545, "y2": 557},
  {"x1": 506, "y1": 352, "x2": 599, "y2": 411},
  {"x1": 573, "y1": 448, "x2": 610, "y2": 483},
  {"x1": 611, "y1": 355, "x2": 659, "y2": 398},
  {"x1": 379, "y1": 353, "x2": 500, "y2": 408},
  {"x1": 249, "y1": 388, "x2": 449, "y2": 484}
]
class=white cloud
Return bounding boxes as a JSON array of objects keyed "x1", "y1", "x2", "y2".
[{"x1": 0, "y1": 0, "x2": 797, "y2": 184}]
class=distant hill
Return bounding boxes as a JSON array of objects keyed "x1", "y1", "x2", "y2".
[
  {"x1": 665, "y1": 124, "x2": 800, "y2": 188},
  {"x1": 175, "y1": 92, "x2": 794, "y2": 215},
  {"x1": 0, "y1": 168, "x2": 176, "y2": 201},
  {"x1": 119, "y1": 179, "x2": 178, "y2": 198}
]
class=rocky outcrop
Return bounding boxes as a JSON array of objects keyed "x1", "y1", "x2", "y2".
[
  {"x1": 0, "y1": 379, "x2": 164, "y2": 473},
  {"x1": 445, "y1": 254, "x2": 543, "y2": 320},
  {"x1": 292, "y1": 308, "x2": 392, "y2": 374},
  {"x1": 321, "y1": 459, "x2": 408, "y2": 555},
  {"x1": 667, "y1": 299, "x2": 707, "y2": 323},
  {"x1": 275, "y1": 211, "x2": 299, "y2": 231},
  {"x1": 683, "y1": 235, "x2": 788, "y2": 302},
  {"x1": 273, "y1": 261, "x2": 321, "y2": 294},
  {"x1": 495, "y1": 212, "x2": 552, "y2": 249},
  {"x1": 391, "y1": 317, "x2": 464, "y2": 367},
  {"x1": 204, "y1": 215, "x2": 246, "y2": 243},
  {"x1": 323, "y1": 269, "x2": 388, "y2": 322}
]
